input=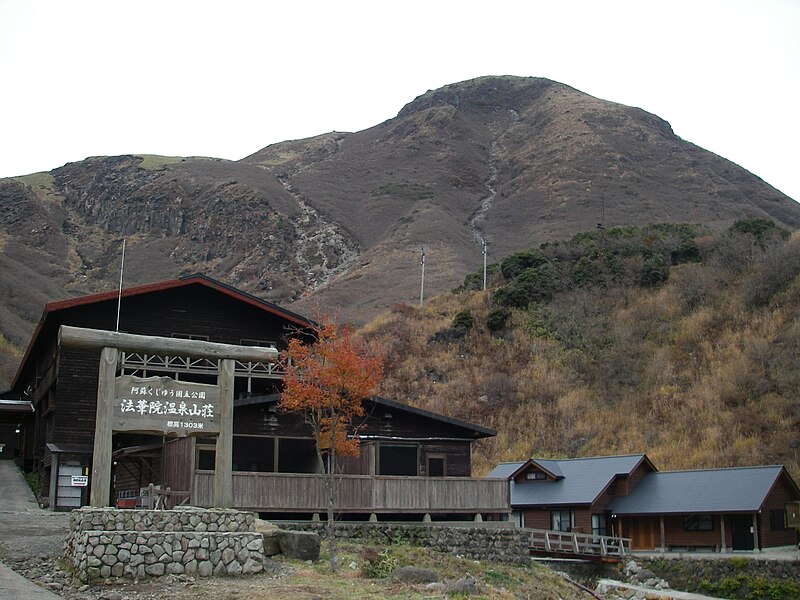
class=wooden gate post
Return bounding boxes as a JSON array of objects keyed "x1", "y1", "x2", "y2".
[
  {"x1": 214, "y1": 358, "x2": 234, "y2": 507},
  {"x1": 90, "y1": 347, "x2": 118, "y2": 507}
]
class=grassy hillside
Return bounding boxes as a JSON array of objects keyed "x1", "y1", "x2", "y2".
[{"x1": 363, "y1": 219, "x2": 800, "y2": 477}]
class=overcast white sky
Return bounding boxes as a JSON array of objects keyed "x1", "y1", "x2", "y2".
[{"x1": 1, "y1": 0, "x2": 798, "y2": 202}]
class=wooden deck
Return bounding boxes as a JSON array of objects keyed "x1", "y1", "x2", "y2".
[
  {"x1": 192, "y1": 471, "x2": 510, "y2": 514},
  {"x1": 526, "y1": 528, "x2": 631, "y2": 562}
]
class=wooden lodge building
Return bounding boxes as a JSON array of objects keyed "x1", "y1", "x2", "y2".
[
  {"x1": 4, "y1": 275, "x2": 508, "y2": 518},
  {"x1": 489, "y1": 454, "x2": 800, "y2": 552}
]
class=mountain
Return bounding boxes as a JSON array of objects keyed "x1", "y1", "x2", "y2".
[{"x1": 1, "y1": 75, "x2": 799, "y2": 387}]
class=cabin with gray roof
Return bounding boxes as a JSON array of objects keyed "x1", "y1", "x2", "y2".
[{"x1": 489, "y1": 454, "x2": 800, "y2": 551}]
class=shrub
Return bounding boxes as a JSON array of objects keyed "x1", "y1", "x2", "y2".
[
  {"x1": 361, "y1": 548, "x2": 400, "y2": 579},
  {"x1": 456, "y1": 264, "x2": 499, "y2": 292},
  {"x1": 487, "y1": 307, "x2": 511, "y2": 332},
  {"x1": 640, "y1": 255, "x2": 669, "y2": 286},
  {"x1": 452, "y1": 309, "x2": 475, "y2": 330},
  {"x1": 729, "y1": 217, "x2": 790, "y2": 245},
  {"x1": 493, "y1": 264, "x2": 558, "y2": 308},
  {"x1": 499, "y1": 250, "x2": 549, "y2": 279},
  {"x1": 740, "y1": 240, "x2": 800, "y2": 308}
]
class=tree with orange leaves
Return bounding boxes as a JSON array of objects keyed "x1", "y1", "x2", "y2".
[{"x1": 279, "y1": 317, "x2": 383, "y2": 569}]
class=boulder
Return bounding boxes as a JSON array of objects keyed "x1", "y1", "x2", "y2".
[
  {"x1": 277, "y1": 530, "x2": 320, "y2": 561},
  {"x1": 261, "y1": 530, "x2": 282, "y2": 556},
  {"x1": 391, "y1": 566, "x2": 439, "y2": 584},
  {"x1": 446, "y1": 576, "x2": 479, "y2": 596}
]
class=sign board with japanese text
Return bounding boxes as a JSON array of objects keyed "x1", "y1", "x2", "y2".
[
  {"x1": 71, "y1": 475, "x2": 89, "y2": 487},
  {"x1": 113, "y1": 375, "x2": 220, "y2": 435}
]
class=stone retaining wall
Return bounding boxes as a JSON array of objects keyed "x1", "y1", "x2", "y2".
[
  {"x1": 640, "y1": 556, "x2": 800, "y2": 599},
  {"x1": 287, "y1": 522, "x2": 529, "y2": 564},
  {"x1": 65, "y1": 508, "x2": 264, "y2": 581}
]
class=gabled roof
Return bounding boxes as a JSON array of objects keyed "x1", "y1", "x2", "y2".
[
  {"x1": 488, "y1": 458, "x2": 564, "y2": 481},
  {"x1": 42, "y1": 273, "x2": 313, "y2": 327},
  {"x1": 608, "y1": 465, "x2": 800, "y2": 515},
  {"x1": 236, "y1": 394, "x2": 496, "y2": 439},
  {"x1": 488, "y1": 454, "x2": 654, "y2": 506},
  {"x1": 371, "y1": 396, "x2": 496, "y2": 438},
  {"x1": 11, "y1": 274, "x2": 313, "y2": 390}
]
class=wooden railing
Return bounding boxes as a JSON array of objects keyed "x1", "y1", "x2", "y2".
[
  {"x1": 527, "y1": 528, "x2": 631, "y2": 559},
  {"x1": 192, "y1": 472, "x2": 510, "y2": 514}
]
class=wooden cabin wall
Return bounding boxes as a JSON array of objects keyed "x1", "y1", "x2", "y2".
[
  {"x1": 419, "y1": 441, "x2": 471, "y2": 476},
  {"x1": 760, "y1": 475, "x2": 800, "y2": 548},
  {"x1": 54, "y1": 348, "x2": 100, "y2": 448}
]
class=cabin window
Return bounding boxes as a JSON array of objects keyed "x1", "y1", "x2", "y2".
[
  {"x1": 232, "y1": 436, "x2": 275, "y2": 472},
  {"x1": 591, "y1": 514, "x2": 607, "y2": 536},
  {"x1": 173, "y1": 333, "x2": 210, "y2": 341},
  {"x1": 379, "y1": 443, "x2": 418, "y2": 476},
  {"x1": 551, "y1": 509, "x2": 574, "y2": 532},
  {"x1": 525, "y1": 471, "x2": 546, "y2": 480},
  {"x1": 426, "y1": 454, "x2": 446, "y2": 477},
  {"x1": 278, "y1": 438, "x2": 318, "y2": 473},
  {"x1": 683, "y1": 514, "x2": 713, "y2": 531},
  {"x1": 196, "y1": 444, "x2": 216, "y2": 471},
  {"x1": 770, "y1": 509, "x2": 787, "y2": 531},
  {"x1": 240, "y1": 338, "x2": 277, "y2": 349}
]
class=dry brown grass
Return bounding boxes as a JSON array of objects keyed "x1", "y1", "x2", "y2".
[{"x1": 364, "y1": 237, "x2": 800, "y2": 479}]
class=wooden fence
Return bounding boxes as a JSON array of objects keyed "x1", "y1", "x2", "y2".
[{"x1": 192, "y1": 471, "x2": 510, "y2": 514}]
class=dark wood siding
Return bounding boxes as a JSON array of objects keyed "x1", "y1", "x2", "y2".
[
  {"x1": 54, "y1": 348, "x2": 100, "y2": 447},
  {"x1": 661, "y1": 515, "x2": 724, "y2": 549},
  {"x1": 163, "y1": 437, "x2": 194, "y2": 495},
  {"x1": 760, "y1": 474, "x2": 800, "y2": 549}
]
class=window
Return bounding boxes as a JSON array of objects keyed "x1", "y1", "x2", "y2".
[
  {"x1": 684, "y1": 514, "x2": 713, "y2": 531},
  {"x1": 525, "y1": 471, "x2": 546, "y2": 480},
  {"x1": 770, "y1": 509, "x2": 787, "y2": 531},
  {"x1": 196, "y1": 444, "x2": 216, "y2": 471},
  {"x1": 551, "y1": 509, "x2": 573, "y2": 532},
  {"x1": 592, "y1": 514, "x2": 607, "y2": 536},
  {"x1": 232, "y1": 436, "x2": 274, "y2": 472},
  {"x1": 173, "y1": 333, "x2": 210, "y2": 341},
  {"x1": 278, "y1": 438, "x2": 318, "y2": 473},
  {"x1": 379, "y1": 444, "x2": 418, "y2": 476},
  {"x1": 426, "y1": 454, "x2": 446, "y2": 477},
  {"x1": 240, "y1": 338, "x2": 277, "y2": 349}
]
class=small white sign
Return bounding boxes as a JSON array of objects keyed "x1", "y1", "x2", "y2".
[{"x1": 71, "y1": 475, "x2": 89, "y2": 487}]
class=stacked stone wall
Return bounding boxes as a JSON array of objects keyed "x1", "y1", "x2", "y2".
[
  {"x1": 65, "y1": 508, "x2": 264, "y2": 581},
  {"x1": 288, "y1": 522, "x2": 529, "y2": 564}
]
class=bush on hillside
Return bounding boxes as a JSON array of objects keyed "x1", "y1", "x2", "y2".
[
  {"x1": 499, "y1": 250, "x2": 549, "y2": 279},
  {"x1": 487, "y1": 307, "x2": 511, "y2": 332},
  {"x1": 730, "y1": 217, "x2": 790, "y2": 245},
  {"x1": 452, "y1": 309, "x2": 475, "y2": 330}
]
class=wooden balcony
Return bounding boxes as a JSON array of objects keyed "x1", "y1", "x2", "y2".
[{"x1": 192, "y1": 471, "x2": 510, "y2": 514}]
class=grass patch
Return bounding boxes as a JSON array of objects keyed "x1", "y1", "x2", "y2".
[
  {"x1": 373, "y1": 183, "x2": 434, "y2": 201},
  {"x1": 12, "y1": 172, "x2": 56, "y2": 191},
  {"x1": 294, "y1": 541, "x2": 585, "y2": 599},
  {"x1": 135, "y1": 155, "x2": 187, "y2": 170},
  {"x1": 23, "y1": 469, "x2": 42, "y2": 498}
]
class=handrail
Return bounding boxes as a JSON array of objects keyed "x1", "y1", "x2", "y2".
[{"x1": 526, "y1": 528, "x2": 631, "y2": 558}]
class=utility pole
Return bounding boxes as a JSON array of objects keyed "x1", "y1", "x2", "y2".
[
  {"x1": 482, "y1": 238, "x2": 488, "y2": 290},
  {"x1": 596, "y1": 185, "x2": 606, "y2": 254},
  {"x1": 419, "y1": 247, "x2": 426, "y2": 307},
  {"x1": 115, "y1": 239, "x2": 126, "y2": 332}
]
